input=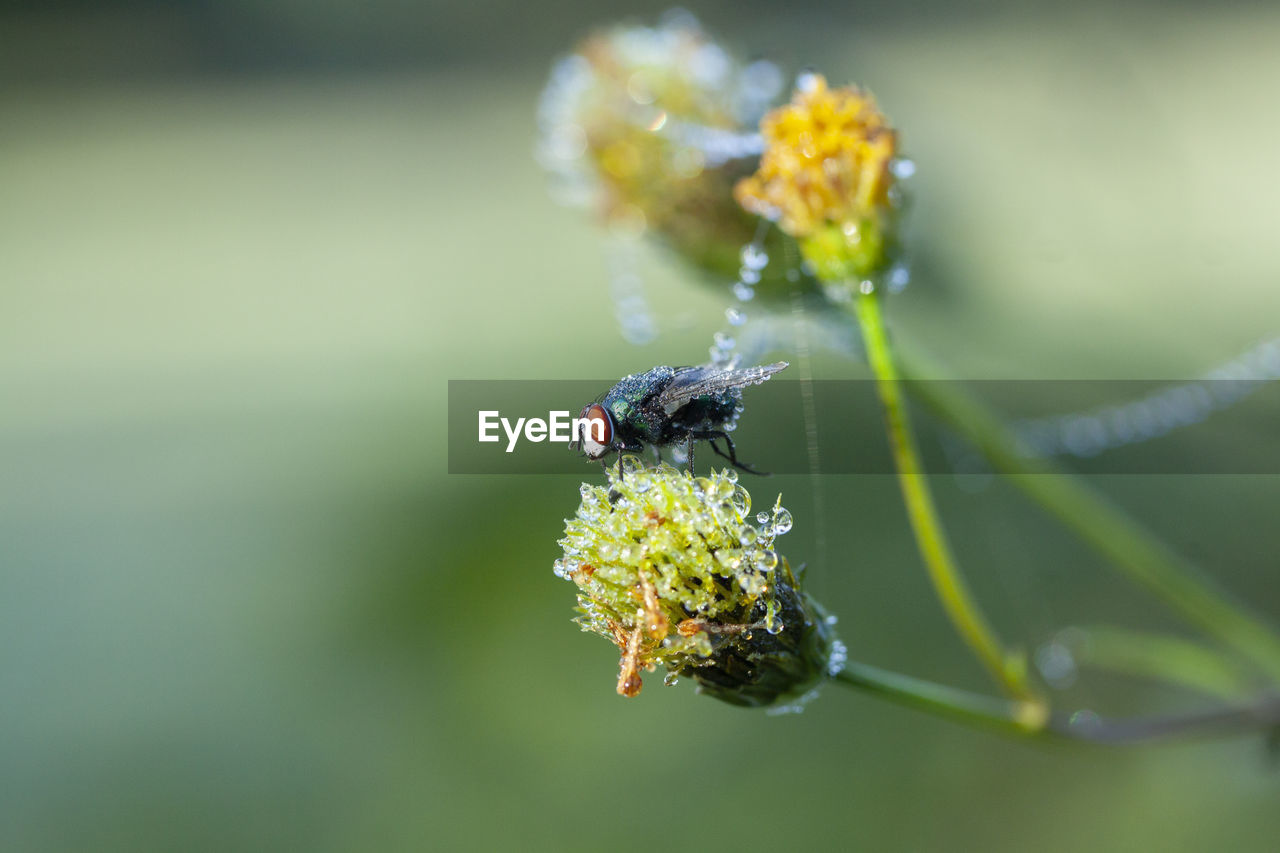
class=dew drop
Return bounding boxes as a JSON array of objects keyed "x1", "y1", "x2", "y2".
[
  {"x1": 1068, "y1": 709, "x2": 1101, "y2": 731},
  {"x1": 725, "y1": 307, "x2": 746, "y2": 326},
  {"x1": 826, "y1": 639, "x2": 849, "y2": 676},
  {"x1": 891, "y1": 158, "x2": 917, "y2": 179},
  {"x1": 626, "y1": 72, "x2": 656, "y2": 105},
  {"x1": 796, "y1": 70, "x2": 822, "y2": 94},
  {"x1": 740, "y1": 243, "x2": 769, "y2": 270},
  {"x1": 888, "y1": 264, "x2": 910, "y2": 293},
  {"x1": 771, "y1": 508, "x2": 793, "y2": 535},
  {"x1": 1036, "y1": 638, "x2": 1079, "y2": 689},
  {"x1": 716, "y1": 549, "x2": 743, "y2": 570},
  {"x1": 732, "y1": 281, "x2": 756, "y2": 301}
]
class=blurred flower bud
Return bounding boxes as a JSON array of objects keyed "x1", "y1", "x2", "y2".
[
  {"x1": 554, "y1": 457, "x2": 837, "y2": 706},
  {"x1": 536, "y1": 13, "x2": 810, "y2": 298},
  {"x1": 735, "y1": 74, "x2": 901, "y2": 283}
]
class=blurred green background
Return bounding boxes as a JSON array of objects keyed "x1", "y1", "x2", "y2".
[{"x1": 3, "y1": 1, "x2": 1279, "y2": 850}]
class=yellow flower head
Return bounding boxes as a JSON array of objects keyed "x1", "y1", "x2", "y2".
[{"x1": 735, "y1": 75, "x2": 900, "y2": 281}]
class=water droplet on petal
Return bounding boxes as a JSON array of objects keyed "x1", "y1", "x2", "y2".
[
  {"x1": 771, "y1": 508, "x2": 793, "y2": 535},
  {"x1": 716, "y1": 549, "x2": 743, "y2": 570}
]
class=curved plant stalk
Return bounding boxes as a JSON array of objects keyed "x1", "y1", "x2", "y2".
[
  {"x1": 891, "y1": 341, "x2": 1280, "y2": 685},
  {"x1": 834, "y1": 660, "x2": 1046, "y2": 737},
  {"x1": 851, "y1": 291, "x2": 1039, "y2": 703},
  {"x1": 832, "y1": 661, "x2": 1280, "y2": 744}
]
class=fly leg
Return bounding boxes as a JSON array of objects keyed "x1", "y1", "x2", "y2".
[
  {"x1": 696, "y1": 430, "x2": 770, "y2": 476},
  {"x1": 605, "y1": 443, "x2": 628, "y2": 482},
  {"x1": 685, "y1": 433, "x2": 695, "y2": 476},
  {"x1": 608, "y1": 440, "x2": 644, "y2": 487}
]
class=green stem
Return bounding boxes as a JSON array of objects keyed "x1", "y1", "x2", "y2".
[
  {"x1": 851, "y1": 292, "x2": 1037, "y2": 701},
  {"x1": 892, "y1": 343, "x2": 1280, "y2": 685},
  {"x1": 833, "y1": 661, "x2": 1046, "y2": 737},
  {"x1": 832, "y1": 663, "x2": 1280, "y2": 744}
]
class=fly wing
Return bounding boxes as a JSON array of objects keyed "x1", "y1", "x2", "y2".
[{"x1": 652, "y1": 362, "x2": 788, "y2": 414}]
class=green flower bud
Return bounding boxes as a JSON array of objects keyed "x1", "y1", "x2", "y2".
[{"x1": 554, "y1": 458, "x2": 838, "y2": 707}]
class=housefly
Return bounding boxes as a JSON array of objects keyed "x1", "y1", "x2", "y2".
[{"x1": 570, "y1": 362, "x2": 788, "y2": 474}]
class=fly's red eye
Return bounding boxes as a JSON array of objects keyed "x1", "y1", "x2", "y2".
[{"x1": 583, "y1": 404, "x2": 612, "y2": 447}]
